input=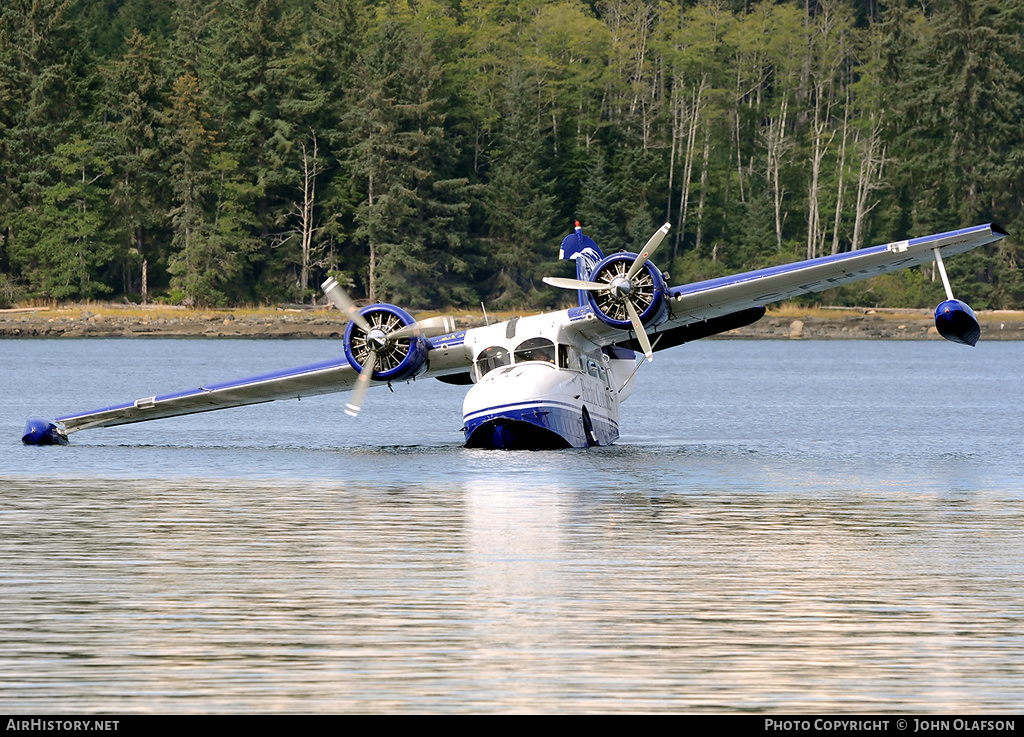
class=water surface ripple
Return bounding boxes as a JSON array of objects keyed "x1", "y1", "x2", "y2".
[{"x1": 2, "y1": 339, "x2": 1022, "y2": 712}]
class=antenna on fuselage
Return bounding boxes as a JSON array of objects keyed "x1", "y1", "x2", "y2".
[{"x1": 481, "y1": 301, "x2": 490, "y2": 326}]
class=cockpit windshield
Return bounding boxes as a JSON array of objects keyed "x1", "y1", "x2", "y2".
[
  {"x1": 475, "y1": 346, "x2": 511, "y2": 378},
  {"x1": 514, "y1": 337, "x2": 556, "y2": 365},
  {"x1": 475, "y1": 338, "x2": 559, "y2": 380}
]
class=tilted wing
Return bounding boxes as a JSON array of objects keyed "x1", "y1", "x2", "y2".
[
  {"x1": 56, "y1": 357, "x2": 358, "y2": 434},
  {"x1": 573, "y1": 223, "x2": 1006, "y2": 355},
  {"x1": 48, "y1": 329, "x2": 476, "y2": 437},
  {"x1": 667, "y1": 224, "x2": 1006, "y2": 323},
  {"x1": 552, "y1": 223, "x2": 1006, "y2": 357}
]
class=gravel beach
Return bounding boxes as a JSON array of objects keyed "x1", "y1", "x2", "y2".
[{"x1": 3, "y1": 304, "x2": 1023, "y2": 340}]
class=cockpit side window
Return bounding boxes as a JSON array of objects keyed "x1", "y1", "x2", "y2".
[
  {"x1": 514, "y1": 337, "x2": 556, "y2": 365},
  {"x1": 476, "y1": 346, "x2": 511, "y2": 378},
  {"x1": 558, "y1": 344, "x2": 570, "y2": 369}
]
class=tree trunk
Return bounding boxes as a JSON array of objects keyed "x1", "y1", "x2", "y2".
[
  {"x1": 766, "y1": 97, "x2": 790, "y2": 252},
  {"x1": 806, "y1": 78, "x2": 835, "y2": 260},
  {"x1": 367, "y1": 172, "x2": 376, "y2": 303},
  {"x1": 674, "y1": 76, "x2": 706, "y2": 259},
  {"x1": 852, "y1": 115, "x2": 886, "y2": 251},
  {"x1": 297, "y1": 134, "x2": 321, "y2": 303},
  {"x1": 695, "y1": 126, "x2": 711, "y2": 254},
  {"x1": 830, "y1": 95, "x2": 849, "y2": 255}
]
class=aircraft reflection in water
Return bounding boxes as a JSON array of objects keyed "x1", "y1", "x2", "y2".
[{"x1": 23, "y1": 221, "x2": 1007, "y2": 450}]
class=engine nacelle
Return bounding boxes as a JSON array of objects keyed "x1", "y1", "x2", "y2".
[
  {"x1": 586, "y1": 253, "x2": 670, "y2": 331},
  {"x1": 934, "y1": 299, "x2": 981, "y2": 347},
  {"x1": 343, "y1": 304, "x2": 430, "y2": 380}
]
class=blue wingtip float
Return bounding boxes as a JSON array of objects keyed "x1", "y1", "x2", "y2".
[
  {"x1": 20, "y1": 221, "x2": 1008, "y2": 449},
  {"x1": 935, "y1": 299, "x2": 981, "y2": 347},
  {"x1": 22, "y1": 419, "x2": 69, "y2": 446},
  {"x1": 929, "y1": 236, "x2": 991, "y2": 347}
]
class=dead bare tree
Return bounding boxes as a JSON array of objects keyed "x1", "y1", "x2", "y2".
[
  {"x1": 272, "y1": 131, "x2": 327, "y2": 304},
  {"x1": 851, "y1": 113, "x2": 887, "y2": 251},
  {"x1": 763, "y1": 96, "x2": 792, "y2": 252},
  {"x1": 291, "y1": 132, "x2": 327, "y2": 303},
  {"x1": 830, "y1": 93, "x2": 850, "y2": 255}
]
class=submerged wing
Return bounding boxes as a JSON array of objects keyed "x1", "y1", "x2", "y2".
[
  {"x1": 56, "y1": 358, "x2": 358, "y2": 434},
  {"x1": 48, "y1": 328, "x2": 476, "y2": 437},
  {"x1": 667, "y1": 224, "x2": 1007, "y2": 322}
]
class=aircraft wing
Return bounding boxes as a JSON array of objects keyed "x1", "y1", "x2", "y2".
[
  {"x1": 33, "y1": 329, "x2": 475, "y2": 441},
  {"x1": 666, "y1": 224, "x2": 1007, "y2": 323},
  {"x1": 54, "y1": 357, "x2": 359, "y2": 434}
]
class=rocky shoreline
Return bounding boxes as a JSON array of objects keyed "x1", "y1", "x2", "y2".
[{"x1": 2, "y1": 304, "x2": 1024, "y2": 340}]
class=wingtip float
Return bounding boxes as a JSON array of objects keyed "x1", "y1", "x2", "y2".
[
  {"x1": 22, "y1": 221, "x2": 1008, "y2": 449},
  {"x1": 22, "y1": 419, "x2": 68, "y2": 446}
]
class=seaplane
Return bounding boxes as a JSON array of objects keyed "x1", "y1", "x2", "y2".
[{"x1": 22, "y1": 221, "x2": 1007, "y2": 449}]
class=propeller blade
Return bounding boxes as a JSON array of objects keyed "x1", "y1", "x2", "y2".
[
  {"x1": 624, "y1": 299, "x2": 654, "y2": 363},
  {"x1": 626, "y1": 222, "x2": 671, "y2": 282},
  {"x1": 322, "y1": 277, "x2": 372, "y2": 333},
  {"x1": 345, "y1": 349, "x2": 377, "y2": 418},
  {"x1": 388, "y1": 315, "x2": 457, "y2": 341},
  {"x1": 542, "y1": 276, "x2": 613, "y2": 291}
]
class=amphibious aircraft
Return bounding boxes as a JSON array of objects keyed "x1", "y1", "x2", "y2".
[{"x1": 23, "y1": 221, "x2": 1007, "y2": 449}]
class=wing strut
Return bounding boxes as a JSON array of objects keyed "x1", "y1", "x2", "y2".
[
  {"x1": 933, "y1": 248, "x2": 955, "y2": 301},
  {"x1": 616, "y1": 334, "x2": 664, "y2": 394}
]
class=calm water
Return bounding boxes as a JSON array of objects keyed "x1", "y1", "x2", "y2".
[{"x1": 2, "y1": 338, "x2": 1023, "y2": 713}]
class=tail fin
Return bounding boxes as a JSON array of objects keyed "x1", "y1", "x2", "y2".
[{"x1": 558, "y1": 222, "x2": 605, "y2": 307}]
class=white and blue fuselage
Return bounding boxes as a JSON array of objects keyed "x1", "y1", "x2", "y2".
[{"x1": 453, "y1": 311, "x2": 638, "y2": 450}]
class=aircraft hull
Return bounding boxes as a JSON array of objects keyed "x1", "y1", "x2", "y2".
[
  {"x1": 465, "y1": 416, "x2": 573, "y2": 450},
  {"x1": 462, "y1": 363, "x2": 619, "y2": 450}
]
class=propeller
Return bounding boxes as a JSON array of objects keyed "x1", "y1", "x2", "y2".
[
  {"x1": 542, "y1": 223, "x2": 670, "y2": 362},
  {"x1": 627, "y1": 222, "x2": 671, "y2": 281},
  {"x1": 321, "y1": 277, "x2": 456, "y2": 417},
  {"x1": 322, "y1": 276, "x2": 371, "y2": 333}
]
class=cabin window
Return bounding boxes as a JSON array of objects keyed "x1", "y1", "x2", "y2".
[
  {"x1": 476, "y1": 346, "x2": 511, "y2": 378},
  {"x1": 514, "y1": 337, "x2": 556, "y2": 365},
  {"x1": 558, "y1": 344, "x2": 571, "y2": 369}
]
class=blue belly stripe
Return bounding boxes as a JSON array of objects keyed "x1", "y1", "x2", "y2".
[{"x1": 463, "y1": 400, "x2": 617, "y2": 449}]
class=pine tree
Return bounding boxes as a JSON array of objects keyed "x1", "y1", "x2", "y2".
[
  {"x1": 345, "y1": 13, "x2": 475, "y2": 308},
  {"x1": 0, "y1": 0, "x2": 100, "y2": 296},
  {"x1": 163, "y1": 69, "x2": 240, "y2": 306},
  {"x1": 103, "y1": 29, "x2": 166, "y2": 300},
  {"x1": 887, "y1": 0, "x2": 1024, "y2": 307},
  {"x1": 484, "y1": 70, "x2": 559, "y2": 309},
  {"x1": 576, "y1": 148, "x2": 623, "y2": 251},
  {"x1": 14, "y1": 135, "x2": 115, "y2": 298}
]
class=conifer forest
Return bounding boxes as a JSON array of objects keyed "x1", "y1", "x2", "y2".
[{"x1": 1, "y1": 0, "x2": 1022, "y2": 310}]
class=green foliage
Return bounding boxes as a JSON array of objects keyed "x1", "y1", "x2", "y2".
[
  {"x1": 484, "y1": 70, "x2": 560, "y2": 309},
  {"x1": 0, "y1": 0, "x2": 1020, "y2": 309},
  {"x1": 0, "y1": 271, "x2": 25, "y2": 308},
  {"x1": 10, "y1": 135, "x2": 116, "y2": 298},
  {"x1": 345, "y1": 11, "x2": 476, "y2": 307}
]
